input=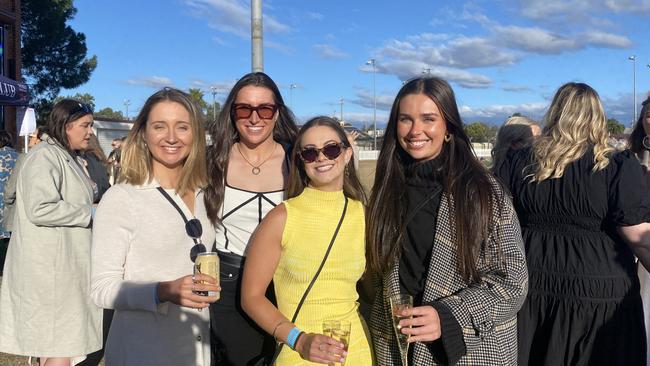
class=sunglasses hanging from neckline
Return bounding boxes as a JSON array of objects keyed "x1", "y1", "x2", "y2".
[{"x1": 156, "y1": 187, "x2": 207, "y2": 262}]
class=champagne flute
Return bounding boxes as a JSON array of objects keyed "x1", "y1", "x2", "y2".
[
  {"x1": 331, "y1": 320, "x2": 351, "y2": 366},
  {"x1": 389, "y1": 294, "x2": 413, "y2": 366}
]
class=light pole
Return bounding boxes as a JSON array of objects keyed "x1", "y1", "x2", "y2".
[
  {"x1": 123, "y1": 99, "x2": 131, "y2": 120},
  {"x1": 366, "y1": 58, "x2": 377, "y2": 150},
  {"x1": 210, "y1": 86, "x2": 218, "y2": 121},
  {"x1": 629, "y1": 55, "x2": 637, "y2": 124},
  {"x1": 289, "y1": 83, "x2": 297, "y2": 110},
  {"x1": 339, "y1": 98, "x2": 344, "y2": 126}
]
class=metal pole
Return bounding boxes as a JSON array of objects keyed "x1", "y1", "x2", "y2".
[
  {"x1": 629, "y1": 55, "x2": 637, "y2": 124},
  {"x1": 372, "y1": 61, "x2": 377, "y2": 150},
  {"x1": 289, "y1": 83, "x2": 297, "y2": 110},
  {"x1": 211, "y1": 86, "x2": 217, "y2": 120},
  {"x1": 339, "y1": 98, "x2": 344, "y2": 124},
  {"x1": 124, "y1": 99, "x2": 130, "y2": 120},
  {"x1": 251, "y1": 0, "x2": 263, "y2": 72}
]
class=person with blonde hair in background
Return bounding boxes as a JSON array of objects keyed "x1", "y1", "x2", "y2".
[
  {"x1": 0, "y1": 100, "x2": 102, "y2": 366},
  {"x1": 91, "y1": 88, "x2": 219, "y2": 365},
  {"x1": 491, "y1": 116, "x2": 540, "y2": 172},
  {"x1": 496, "y1": 82, "x2": 650, "y2": 365}
]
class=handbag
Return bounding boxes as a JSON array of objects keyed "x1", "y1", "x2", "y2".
[{"x1": 257, "y1": 195, "x2": 349, "y2": 366}]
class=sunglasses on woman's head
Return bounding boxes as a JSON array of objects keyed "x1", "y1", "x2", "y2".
[
  {"x1": 72, "y1": 102, "x2": 93, "y2": 115},
  {"x1": 233, "y1": 103, "x2": 278, "y2": 120},
  {"x1": 300, "y1": 142, "x2": 346, "y2": 163},
  {"x1": 186, "y1": 218, "x2": 207, "y2": 262}
]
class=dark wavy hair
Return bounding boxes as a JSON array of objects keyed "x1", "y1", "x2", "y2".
[
  {"x1": 44, "y1": 99, "x2": 93, "y2": 154},
  {"x1": 0, "y1": 130, "x2": 13, "y2": 148},
  {"x1": 204, "y1": 72, "x2": 299, "y2": 225},
  {"x1": 286, "y1": 116, "x2": 366, "y2": 203},
  {"x1": 629, "y1": 96, "x2": 650, "y2": 155},
  {"x1": 366, "y1": 77, "x2": 497, "y2": 284}
]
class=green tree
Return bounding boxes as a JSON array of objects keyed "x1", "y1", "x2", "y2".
[
  {"x1": 188, "y1": 88, "x2": 208, "y2": 114},
  {"x1": 607, "y1": 118, "x2": 625, "y2": 135},
  {"x1": 95, "y1": 107, "x2": 125, "y2": 120},
  {"x1": 22, "y1": 0, "x2": 97, "y2": 124},
  {"x1": 465, "y1": 122, "x2": 489, "y2": 142},
  {"x1": 53, "y1": 92, "x2": 96, "y2": 110}
]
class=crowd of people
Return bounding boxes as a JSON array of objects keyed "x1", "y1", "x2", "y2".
[{"x1": 0, "y1": 72, "x2": 648, "y2": 366}]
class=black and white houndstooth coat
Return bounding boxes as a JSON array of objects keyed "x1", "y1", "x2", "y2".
[{"x1": 370, "y1": 178, "x2": 528, "y2": 365}]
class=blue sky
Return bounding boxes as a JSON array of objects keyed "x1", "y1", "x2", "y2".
[{"x1": 67, "y1": 0, "x2": 650, "y2": 127}]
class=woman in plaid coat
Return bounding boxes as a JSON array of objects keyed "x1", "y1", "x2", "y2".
[{"x1": 366, "y1": 77, "x2": 528, "y2": 365}]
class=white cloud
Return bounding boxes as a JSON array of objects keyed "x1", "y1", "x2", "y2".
[
  {"x1": 495, "y1": 25, "x2": 579, "y2": 54},
  {"x1": 351, "y1": 89, "x2": 395, "y2": 111},
  {"x1": 183, "y1": 0, "x2": 290, "y2": 39},
  {"x1": 307, "y1": 11, "x2": 324, "y2": 20},
  {"x1": 313, "y1": 44, "x2": 348, "y2": 59},
  {"x1": 459, "y1": 102, "x2": 548, "y2": 123},
  {"x1": 583, "y1": 31, "x2": 632, "y2": 48},
  {"x1": 125, "y1": 76, "x2": 174, "y2": 88},
  {"x1": 501, "y1": 85, "x2": 533, "y2": 93},
  {"x1": 605, "y1": 0, "x2": 650, "y2": 12},
  {"x1": 377, "y1": 60, "x2": 492, "y2": 89}
]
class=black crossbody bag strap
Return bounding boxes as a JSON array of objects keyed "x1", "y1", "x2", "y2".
[
  {"x1": 268, "y1": 195, "x2": 349, "y2": 364},
  {"x1": 157, "y1": 187, "x2": 202, "y2": 246}
]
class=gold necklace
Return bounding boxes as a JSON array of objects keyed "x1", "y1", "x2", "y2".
[{"x1": 236, "y1": 142, "x2": 277, "y2": 175}]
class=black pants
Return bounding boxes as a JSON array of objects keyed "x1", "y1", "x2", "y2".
[
  {"x1": 210, "y1": 251, "x2": 275, "y2": 366},
  {"x1": 76, "y1": 309, "x2": 114, "y2": 366}
]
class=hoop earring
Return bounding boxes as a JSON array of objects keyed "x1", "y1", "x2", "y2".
[{"x1": 444, "y1": 133, "x2": 452, "y2": 142}]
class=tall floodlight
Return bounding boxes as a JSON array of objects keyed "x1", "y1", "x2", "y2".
[
  {"x1": 366, "y1": 59, "x2": 377, "y2": 150},
  {"x1": 629, "y1": 55, "x2": 637, "y2": 124},
  {"x1": 252, "y1": 0, "x2": 263, "y2": 72},
  {"x1": 210, "y1": 86, "x2": 218, "y2": 121},
  {"x1": 124, "y1": 99, "x2": 131, "y2": 120},
  {"x1": 289, "y1": 83, "x2": 297, "y2": 110}
]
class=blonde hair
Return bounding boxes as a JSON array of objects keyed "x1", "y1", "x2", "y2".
[
  {"x1": 531, "y1": 82, "x2": 613, "y2": 182},
  {"x1": 119, "y1": 88, "x2": 207, "y2": 195}
]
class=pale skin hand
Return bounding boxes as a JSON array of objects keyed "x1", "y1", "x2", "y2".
[
  {"x1": 399, "y1": 305, "x2": 442, "y2": 343},
  {"x1": 240, "y1": 205, "x2": 346, "y2": 364},
  {"x1": 157, "y1": 273, "x2": 220, "y2": 309},
  {"x1": 295, "y1": 333, "x2": 347, "y2": 364}
]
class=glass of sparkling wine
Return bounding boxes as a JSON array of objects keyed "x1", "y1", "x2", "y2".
[
  {"x1": 322, "y1": 320, "x2": 340, "y2": 366},
  {"x1": 331, "y1": 320, "x2": 351, "y2": 366},
  {"x1": 389, "y1": 294, "x2": 413, "y2": 366}
]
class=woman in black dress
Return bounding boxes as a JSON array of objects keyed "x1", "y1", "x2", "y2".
[{"x1": 496, "y1": 82, "x2": 650, "y2": 365}]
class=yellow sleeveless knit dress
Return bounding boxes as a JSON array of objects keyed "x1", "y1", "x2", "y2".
[{"x1": 274, "y1": 188, "x2": 373, "y2": 365}]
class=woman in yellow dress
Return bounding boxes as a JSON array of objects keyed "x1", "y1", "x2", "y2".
[{"x1": 241, "y1": 116, "x2": 373, "y2": 365}]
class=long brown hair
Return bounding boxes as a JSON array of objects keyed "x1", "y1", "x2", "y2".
[
  {"x1": 44, "y1": 99, "x2": 93, "y2": 155},
  {"x1": 629, "y1": 96, "x2": 650, "y2": 155},
  {"x1": 285, "y1": 116, "x2": 366, "y2": 202},
  {"x1": 366, "y1": 77, "x2": 496, "y2": 284},
  {"x1": 204, "y1": 72, "x2": 298, "y2": 226},
  {"x1": 119, "y1": 87, "x2": 207, "y2": 196}
]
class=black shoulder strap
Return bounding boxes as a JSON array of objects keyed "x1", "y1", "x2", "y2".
[{"x1": 157, "y1": 187, "x2": 190, "y2": 224}]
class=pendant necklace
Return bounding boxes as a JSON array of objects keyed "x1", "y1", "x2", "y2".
[{"x1": 237, "y1": 142, "x2": 277, "y2": 175}]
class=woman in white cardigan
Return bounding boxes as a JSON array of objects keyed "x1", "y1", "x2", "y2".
[
  {"x1": 90, "y1": 88, "x2": 219, "y2": 366},
  {"x1": 0, "y1": 100, "x2": 102, "y2": 366}
]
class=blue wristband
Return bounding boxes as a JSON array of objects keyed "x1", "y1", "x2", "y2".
[{"x1": 286, "y1": 327, "x2": 301, "y2": 349}]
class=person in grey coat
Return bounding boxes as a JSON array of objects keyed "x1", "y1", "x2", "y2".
[{"x1": 0, "y1": 100, "x2": 102, "y2": 366}]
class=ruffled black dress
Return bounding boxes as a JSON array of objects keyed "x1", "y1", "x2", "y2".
[{"x1": 497, "y1": 148, "x2": 650, "y2": 366}]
